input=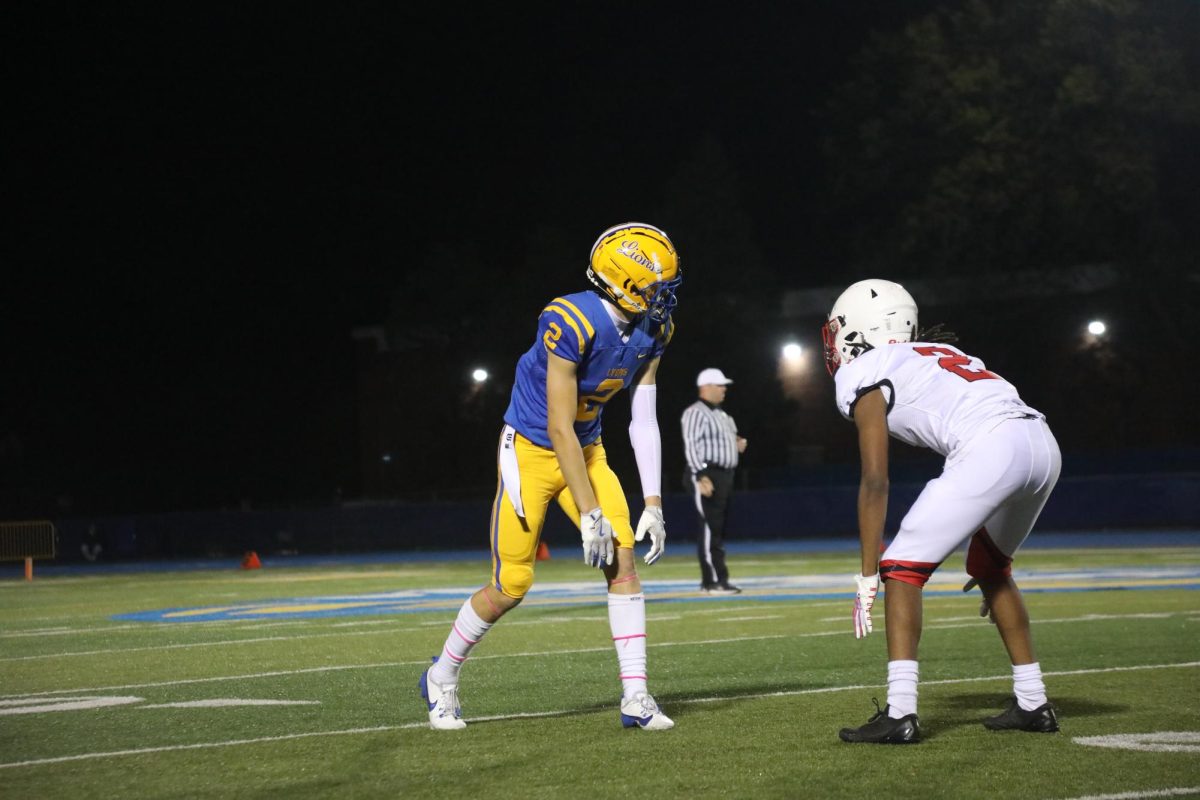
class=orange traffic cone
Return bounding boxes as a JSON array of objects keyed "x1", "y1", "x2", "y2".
[
  {"x1": 241, "y1": 551, "x2": 262, "y2": 570},
  {"x1": 535, "y1": 541, "x2": 551, "y2": 561}
]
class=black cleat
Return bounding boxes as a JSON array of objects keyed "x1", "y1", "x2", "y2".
[
  {"x1": 839, "y1": 699, "x2": 921, "y2": 744},
  {"x1": 983, "y1": 697, "x2": 1060, "y2": 732}
]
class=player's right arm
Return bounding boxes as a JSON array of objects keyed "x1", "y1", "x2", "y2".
[
  {"x1": 854, "y1": 388, "x2": 889, "y2": 576},
  {"x1": 546, "y1": 351, "x2": 611, "y2": 566},
  {"x1": 851, "y1": 387, "x2": 889, "y2": 637}
]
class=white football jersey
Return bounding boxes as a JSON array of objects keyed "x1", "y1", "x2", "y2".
[{"x1": 833, "y1": 342, "x2": 1042, "y2": 458}]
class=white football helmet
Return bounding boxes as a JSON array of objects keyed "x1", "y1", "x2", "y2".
[{"x1": 821, "y1": 279, "x2": 918, "y2": 374}]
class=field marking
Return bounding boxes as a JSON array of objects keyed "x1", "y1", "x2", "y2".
[
  {"x1": 1072, "y1": 732, "x2": 1200, "y2": 753},
  {"x1": 0, "y1": 627, "x2": 414, "y2": 663},
  {"x1": 4, "y1": 606, "x2": 1190, "y2": 665},
  {"x1": 0, "y1": 624, "x2": 147, "y2": 639},
  {"x1": 714, "y1": 615, "x2": 783, "y2": 623},
  {"x1": 0, "y1": 633, "x2": 790, "y2": 700},
  {"x1": 92, "y1": 565, "x2": 1200, "y2": 623},
  {"x1": 1052, "y1": 788, "x2": 1200, "y2": 800},
  {"x1": 140, "y1": 699, "x2": 321, "y2": 709},
  {"x1": 1, "y1": 660, "x2": 1197, "y2": 770},
  {"x1": 0, "y1": 663, "x2": 413, "y2": 700},
  {"x1": 0, "y1": 726, "x2": 403, "y2": 769},
  {"x1": 0, "y1": 696, "x2": 143, "y2": 715}
]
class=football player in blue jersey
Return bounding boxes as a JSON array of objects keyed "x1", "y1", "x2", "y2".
[{"x1": 419, "y1": 222, "x2": 682, "y2": 731}]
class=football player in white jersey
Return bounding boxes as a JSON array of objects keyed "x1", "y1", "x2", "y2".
[{"x1": 824, "y1": 279, "x2": 1062, "y2": 744}]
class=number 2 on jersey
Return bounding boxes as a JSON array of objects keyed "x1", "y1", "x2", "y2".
[
  {"x1": 913, "y1": 346, "x2": 998, "y2": 382},
  {"x1": 576, "y1": 378, "x2": 623, "y2": 421}
]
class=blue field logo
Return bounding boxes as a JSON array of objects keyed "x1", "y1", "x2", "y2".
[{"x1": 111, "y1": 567, "x2": 1200, "y2": 623}]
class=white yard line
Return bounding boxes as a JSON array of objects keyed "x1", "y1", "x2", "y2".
[
  {"x1": 1, "y1": 660, "x2": 1197, "y2": 770},
  {"x1": 0, "y1": 634, "x2": 790, "y2": 699},
  {"x1": 0, "y1": 628, "x2": 414, "y2": 663},
  {"x1": 1050, "y1": 789, "x2": 1200, "y2": 800},
  {"x1": 0, "y1": 624, "x2": 146, "y2": 639}
]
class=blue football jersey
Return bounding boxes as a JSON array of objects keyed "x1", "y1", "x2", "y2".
[{"x1": 503, "y1": 290, "x2": 675, "y2": 448}]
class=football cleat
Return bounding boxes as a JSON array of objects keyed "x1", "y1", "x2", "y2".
[
  {"x1": 418, "y1": 656, "x2": 466, "y2": 731},
  {"x1": 983, "y1": 697, "x2": 1060, "y2": 732},
  {"x1": 839, "y1": 699, "x2": 921, "y2": 744},
  {"x1": 620, "y1": 691, "x2": 675, "y2": 730},
  {"x1": 700, "y1": 585, "x2": 740, "y2": 596}
]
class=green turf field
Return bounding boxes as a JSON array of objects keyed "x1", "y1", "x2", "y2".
[{"x1": 2, "y1": 545, "x2": 1198, "y2": 799}]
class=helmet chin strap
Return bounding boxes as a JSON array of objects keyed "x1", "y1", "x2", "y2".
[{"x1": 587, "y1": 268, "x2": 645, "y2": 316}]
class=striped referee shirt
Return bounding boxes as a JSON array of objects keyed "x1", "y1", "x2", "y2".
[{"x1": 681, "y1": 399, "x2": 740, "y2": 477}]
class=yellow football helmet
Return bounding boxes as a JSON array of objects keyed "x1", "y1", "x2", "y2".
[{"x1": 587, "y1": 222, "x2": 681, "y2": 322}]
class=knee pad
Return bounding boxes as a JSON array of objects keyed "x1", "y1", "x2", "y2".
[
  {"x1": 879, "y1": 559, "x2": 939, "y2": 587},
  {"x1": 966, "y1": 528, "x2": 1012, "y2": 581},
  {"x1": 496, "y1": 562, "x2": 535, "y2": 600}
]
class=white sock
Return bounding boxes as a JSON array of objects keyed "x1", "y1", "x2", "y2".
[
  {"x1": 1013, "y1": 662, "x2": 1047, "y2": 710},
  {"x1": 887, "y1": 660, "x2": 919, "y2": 718},
  {"x1": 608, "y1": 592, "x2": 648, "y2": 700},
  {"x1": 429, "y1": 599, "x2": 492, "y2": 685}
]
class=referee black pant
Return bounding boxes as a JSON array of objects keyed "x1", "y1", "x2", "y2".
[{"x1": 692, "y1": 466, "x2": 735, "y2": 588}]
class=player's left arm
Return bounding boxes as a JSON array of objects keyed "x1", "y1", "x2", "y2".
[{"x1": 629, "y1": 356, "x2": 666, "y2": 564}]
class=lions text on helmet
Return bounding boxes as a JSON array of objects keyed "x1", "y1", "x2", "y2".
[
  {"x1": 587, "y1": 222, "x2": 682, "y2": 323},
  {"x1": 821, "y1": 279, "x2": 918, "y2": 375}
]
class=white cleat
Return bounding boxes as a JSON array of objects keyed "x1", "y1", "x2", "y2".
[
  {"x1": 620, "y1": 691, "x2": 675, "y2": 731},
  {"x1": 419, "y1": 659, "x2": 466, "y2": 731}
]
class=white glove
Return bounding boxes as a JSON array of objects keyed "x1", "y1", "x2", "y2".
[
  {"x1": 634, "y1": 506, "x2": 666, "y2": 565},
  {"x1": 853, "y1": 573, "x2": 879, "y2": 639},
  {"x1": 580, "y1": 508, "x2": 614, "y2": 568}
]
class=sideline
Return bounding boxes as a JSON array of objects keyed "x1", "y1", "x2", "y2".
[{"x1": 5, "y1": 530, "x2": 1196, "y2": 580}]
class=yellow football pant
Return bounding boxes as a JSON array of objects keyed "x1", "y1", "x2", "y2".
[{"x1": 490, "y1": 430, "x2": 634, "y2": 599}]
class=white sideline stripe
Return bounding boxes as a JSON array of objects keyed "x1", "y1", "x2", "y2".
[
  {"x1": 1, "y1": 660, "x2": 1197, "y2": 770},
  {"x1": 1050, "y1": 788, "x2": 1200, "y2": 800},
  {"x1": 141, "y1": 699, "x2": 321, "y2": 708},
  {"x1": 715, "y1": 615, "x2": 782, "y2": 623},
  {"x1": 0, "y1": 627, "x2": 416, "y2": 663},
  {"x1": 2, "y1": 609, "x2": 1180, "y2": 666}
]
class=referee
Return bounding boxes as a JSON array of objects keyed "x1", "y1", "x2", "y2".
[{"x1": 681, "y1": 368, "x2": 747, "y2": 594}]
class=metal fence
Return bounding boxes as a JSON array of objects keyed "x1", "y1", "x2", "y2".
[{"x1": 0, "y1": 520, "x2": 57, "y2": 561}]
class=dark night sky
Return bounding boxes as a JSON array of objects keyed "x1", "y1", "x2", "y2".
[{"x1": 5, "y1": 3, "x2": 958, "y2": 514}]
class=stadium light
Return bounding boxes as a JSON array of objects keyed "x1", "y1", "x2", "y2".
[
  {"x1": 472, "y1": 368, "x2": 489, "y2": 383},
  {"x1": 781, "y1": 342, "x2": 804, "y2": 362},
  {"x1": 1087, "y1": 320, "x2": 1107, "y2": 336}
]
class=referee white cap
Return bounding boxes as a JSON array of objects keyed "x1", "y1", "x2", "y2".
[{"x1": 696, "y1": 368, "x2": 733, "y2": 387}]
